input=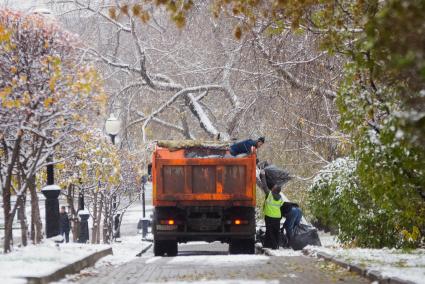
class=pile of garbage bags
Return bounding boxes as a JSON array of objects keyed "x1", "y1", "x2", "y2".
[
  {"x1": 256, "y1": 220, "x2": 322, "y2": 250},
  {"x1": 263, "y1": 164, "x2": 292, "y2": 189},
  {"x1": 256, "y1": 162, "x2": 322, "y2": 250},
  {"x1": 288, "y1": 224, "x2": 322, "y2": 250}
]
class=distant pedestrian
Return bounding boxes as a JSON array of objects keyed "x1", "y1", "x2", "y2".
[
  {"x1": 114, "y1": 214, "x2": 121, "y2": 239},
  {"x1": 59, "y1": 206, "x2": 70, "y2": 243},
  {"x1": 230, "y1": 137, "x2": 265, "y2": 156}
]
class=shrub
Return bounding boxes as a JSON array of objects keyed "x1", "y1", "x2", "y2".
[{"x1": 309, "y1": 144, "x2": 425, "y2": 248}]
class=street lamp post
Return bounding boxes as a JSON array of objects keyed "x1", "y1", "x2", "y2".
[
  {"x1": 77, "y1": 186, "x2": 89, "y2": 243},
  {"x1": 78, "y1": 187, "x2": 84, "y2": 211},
  {"x1": 141, "y1": 174, "x2": 149, "y2": 238},
  {"x1": 105, "y1": 113, "x2": 121, "y2": 241},
  {"x1": 41, "y1": 156, "x2": 61, "y2": 238},
  {"x1": 78, "y1": 209, "x2": 90, "y2": 243}
]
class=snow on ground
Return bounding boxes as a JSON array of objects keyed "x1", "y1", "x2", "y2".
[
  {"x1": 260, "y1": 247, "x2": 304, "y2": 257},
  {"x1": 56, "y1": 203, "x2": 150, "y2": 283},
  {"x1": 0, "y1": 239, "x2": 110, "y2": 283},
  {"x1": 93, "y1": 235, "x2": 148, "y2": 267},
  {"x1": 90, "y1": 191, "x2": 153, "y2": 267},
  {"x1": 144, "y1": 281, "x2": 279, "y2": 284},
  {"x1": 0, "y1": 194, "x2": 74, "y2": 249},
  {"x1": 317, "y1": 231, "x2": 340, "y2": 248},
  {"x1": 304, "y1": 232, "x2": 425, "y2": 284},
  {"x1": 146, "y1": 254, "x2": 270, "y2": 266},
  {"x1": 0, "y1": 189, "x2": 152, "y2": 283},
  {"x1": 258, "y1": 230, "x2": 425, "y2": 283}
]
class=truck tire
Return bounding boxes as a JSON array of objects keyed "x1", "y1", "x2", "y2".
[
  {"x1": 154, "y1": 240, "x2": 166, "y2": 256},
  {"x1": 229, "y1": 238, "x2": 255, "y2": 254},
  {"x1": 166, "y1": 240, "x2": 178, "y2": 257},
  {"x1": 242, "y1": 238, "x2": 255, "y2": 254}
]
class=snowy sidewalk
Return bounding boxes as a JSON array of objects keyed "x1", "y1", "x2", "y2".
[
  {"x1": 259, "y1": 232, "x2": 425, "y2": 284},
  {"x1": 0, "y1": 240, "x2": 111, "y2": 284},
  {"x1": 304, "y1": 244, "x2": 425, "y2": 284},
  {"x1": 256, "y1": 232, "x2": 424, "y2": 283}
]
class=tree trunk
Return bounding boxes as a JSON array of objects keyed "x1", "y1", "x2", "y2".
[
  {"x1": 96, "y1": 193, "x2": 103, "y2": 244},
  {"x1": 66, "y1": 184, "x2": 79, "y2": 242},
  {"x1": 18, "y1": 194, "x2": 28, "y2": 247},
  {"x1": 102, "y1": 195, "x2": 113, "y2": 244},
  {"x1": 3, "y1": 210, "x2": 14, "y2": 252},
  {"x1": 2, "y1": 129, "x2": 23, "y2": 252},
  {"x1": 29, "y1": 175, "x2": 43, "y2": 244},
  {"x1": 178, "y1": 103, "x2": 193, "y2": 139},
  {"x1": 4, "y1": 197, "x2": 23, "y2": 252},
  {"x1": 91, "y1": 191, "x2": 98, "y2": 244},
  {"x1": 2, "y1": 184, "x2": 12, "y2": 253},
  {"x1": 15, "y1": 172, "x2": 28, "y2": 247}
]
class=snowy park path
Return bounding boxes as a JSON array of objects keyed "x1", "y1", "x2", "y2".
[
  {"x1": 72, "y1": 242, "x2": 368, "y2": 284},
  {"x1": 59, "y1": 188, "x2": 367, "y2": 284}
]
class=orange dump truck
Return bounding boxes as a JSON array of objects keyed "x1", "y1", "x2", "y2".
[{"x1": 151, "y1": 140, "x2": 257, "y2": 256}]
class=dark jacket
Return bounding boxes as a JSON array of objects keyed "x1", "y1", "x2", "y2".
[
  {"x1": 230, "y1": 139, "x2": 256, "y2": 156},
  {"x1": 60, "y1": 212, "x2": 70, "y2": 232}
]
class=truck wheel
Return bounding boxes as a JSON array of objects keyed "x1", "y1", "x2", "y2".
[
  {"x1": 242, "y1": 238, "x2": 255, "y2": 254},
  {"x1": 154, "y1": 240, "x2": 165, "y2": 256},
  {"x1": 229, "y1": 238, "x2": 255, "y2": 254},
  {"x1": 166, "y1": 240, "x2": 178, "y2": 257},
  {"x1": 228, "y1": 241, "x2": 237, "y2": 254}
]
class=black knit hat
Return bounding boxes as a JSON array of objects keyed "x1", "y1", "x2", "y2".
[{"x1": 258, "y1": 136, "x2": 265, "y2": 143}]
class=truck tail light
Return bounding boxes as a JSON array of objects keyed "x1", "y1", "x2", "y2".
[
  {"x1": 234, "y1": 219, "x2": 248, "y2": 225},
  {"x1": 160, "y1": 219, "x2": 175, "y2": 225}
]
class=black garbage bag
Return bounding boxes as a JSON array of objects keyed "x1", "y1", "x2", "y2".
[
  {"x1": 256, "y1": 225, "x2": 266, "y2": 245},
  {"x1": 279, "y1": 227, "x2": 289, "y2": 248},
  {"x1": 263, "y1": 165, "x2": 291, "y2": 189},
  {"x1": 289, "y1": 223, "x2": 322, "y2": 250}
]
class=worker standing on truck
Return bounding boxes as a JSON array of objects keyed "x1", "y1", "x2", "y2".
[{"x1": 230, "y1": 137, "x2": 265, "y2": 156}]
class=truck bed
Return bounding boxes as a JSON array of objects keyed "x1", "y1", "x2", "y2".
[{"x1": 152, "y1": 144, "x2": 256, "y2": 207}]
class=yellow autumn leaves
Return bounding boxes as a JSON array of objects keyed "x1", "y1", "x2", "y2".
[
  {"x1": 56, "y1": 131, "x2": 123, "y2": 192},
  {"x1": 107, "y1": 1, "x2": 193, "y2": 28},
  {"x1": 0, "y1": 24, "x2": 9, "y2": 40}
]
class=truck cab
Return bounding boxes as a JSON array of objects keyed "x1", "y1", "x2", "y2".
[{"x1": 151, "y1": 140, "x2": 257, "y2": 256}]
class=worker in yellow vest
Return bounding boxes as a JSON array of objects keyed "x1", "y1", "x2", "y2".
[
  {"x1": 262, "y1": 185, "x2": 284, "y2": 249},
  {"x1": 257, "y1": 166, "x2": 285, "y2": 249}
]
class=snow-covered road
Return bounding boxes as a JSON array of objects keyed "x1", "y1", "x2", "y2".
[
  {"x1": 63, "y1": 241, "x2": 367, "y2": 284},
  {"x1": 56, "y1": 184, "x2": 368, "y2": 284}
]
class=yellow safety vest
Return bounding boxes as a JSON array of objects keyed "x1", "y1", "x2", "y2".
[{"x1": 263, "y1": 192, "x2": 284, "y2": 218}]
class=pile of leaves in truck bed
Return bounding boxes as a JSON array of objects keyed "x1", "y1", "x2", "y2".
[{"x1": 157, "y1": 140, "x2": 231, "y2": 151}]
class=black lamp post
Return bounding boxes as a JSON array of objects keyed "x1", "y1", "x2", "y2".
[
  {"x1": 105, "y1": 113, "x2": 121, "y2": 240},
  {"x1": 41, "y1": 157, "x2": 61, "y2": 238},
  {"x1": 78, "y1": 187, "x2": 84, "y2": 211},
  {"x1": 141, "y1": 174, "x2": 149, "y2": 238},
  {"x1": 78, "y1": 209, "x2": 90, "y2": 243},
  {"x1": 141, "y1": 175, "x2": 147, "y2": 218},
  {"x1": 77, "y1": 186, "x2": 89, "y2": 243}
]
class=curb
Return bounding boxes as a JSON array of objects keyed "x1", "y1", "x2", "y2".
[
  {"x1": 302, "y1": 248, "x2": 417, "y2": 284},
  {"x1": 136, "y1": 242, "x2": 153, "y2": 257},
  {"x1": 255, "y1": 244, "x2": 275, "y2": 256},
  {"x1": 25, "y1": 247, "x2": 113, "y2": 284}
]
